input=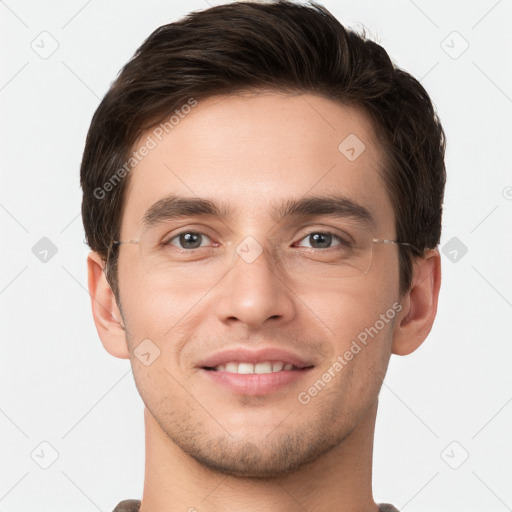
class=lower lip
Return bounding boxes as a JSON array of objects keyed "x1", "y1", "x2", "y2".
[{"x1": 200, "y1": 367, "x2": 314, "y2": 396}]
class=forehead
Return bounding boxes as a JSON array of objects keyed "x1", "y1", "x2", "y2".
[{"x1": 120, "y1": 91, "x2": 395, "y2": 236}]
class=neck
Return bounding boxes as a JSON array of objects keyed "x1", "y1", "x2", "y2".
[{"x1": 139, "y1": 401, "x2": 380, "y2": 512}]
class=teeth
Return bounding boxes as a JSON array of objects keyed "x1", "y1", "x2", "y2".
[
  {"x1": 225, "y1": 362, "x2": 238, "y2": 373},
  {"x1": 238, "y1": 362, "x2": 254, "y2": 374},
  {"x1": 211, "y1": 361, "x2": 299, "y2": 373},
  {"x1": 272, "y1": 362, "x2": 284, "y2": 372},
  {"x1": 254, "y1": 362, "x2": 273, "y2": 374}
]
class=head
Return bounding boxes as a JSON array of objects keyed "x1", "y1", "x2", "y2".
[{"x1": 82, "y1": 0, "x2": 444, "y2": 478}]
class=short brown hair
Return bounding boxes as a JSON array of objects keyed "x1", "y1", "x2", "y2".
[{"x1": 80, "y1": 0, "x2": 446, "y2": 301}]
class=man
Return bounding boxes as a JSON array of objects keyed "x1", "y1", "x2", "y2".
[{"x1": 81, "y1": 1, "x2": 445, "y2": 510}]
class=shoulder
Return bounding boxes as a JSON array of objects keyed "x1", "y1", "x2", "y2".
[
  {"x1": 111, "y1": 499, "x2": 141, "y2": 512},
  {"x1": 378, "y1": 504, "x2": 400, "y2": 512}
]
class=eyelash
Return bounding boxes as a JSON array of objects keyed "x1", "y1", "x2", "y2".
[{"x1": 164, "y1": 229, "x2": 351, "y2": 252}]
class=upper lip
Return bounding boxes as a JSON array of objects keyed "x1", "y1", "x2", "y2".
[{"x1": 198, "y1": 347, "x2": 315, "y2": 369}]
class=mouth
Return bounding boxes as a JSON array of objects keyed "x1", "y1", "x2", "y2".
[
  {"x1": 197, "y1": 347, "x2": 315, "y2": 395},
  {"x1": 202, "y1": 361, "x2": 312, "y2": 374},
  {"x1": 200, "y1": 359, "x2": 314, "y2": 396}
]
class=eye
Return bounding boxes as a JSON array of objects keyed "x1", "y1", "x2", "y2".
[
  {"x1": 295, "y1": 231, "x2": 350, "y2": 250},
  {"x1": 166, "y1": 231, "x2": 213, "y2": 250}
]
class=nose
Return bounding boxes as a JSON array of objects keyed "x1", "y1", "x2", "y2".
[{"x1": 213, "y1": 242, "x2": 297, "y2": 330}]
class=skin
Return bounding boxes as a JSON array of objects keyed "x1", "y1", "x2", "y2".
[{"x1": 88, "y1": 91, "x2": 441, "y2": 512}]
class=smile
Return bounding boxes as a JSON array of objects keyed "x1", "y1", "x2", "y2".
[
  {"x1": 205, "y1": 361, "x2": 302, "y2": 373},
  {"x1": 200, "y1": 364, "x2": 314, "y2": 396}
]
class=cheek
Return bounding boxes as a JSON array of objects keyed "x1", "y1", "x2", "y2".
[
  {"x1": 295, "y1": 272, "x2": 399, "y2": 399},
  {"x1": 298, "y1": 272, "x2": 399, "y2": 343},
  {"x1": 117, "y1": 253, "x2": 210, "y2": 338}
]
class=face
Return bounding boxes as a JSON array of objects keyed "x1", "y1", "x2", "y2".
[{"x1": 116, "y1": 91, "x2": 402, "y2": 477}]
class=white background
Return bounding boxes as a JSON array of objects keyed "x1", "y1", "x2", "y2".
[{"x1": 1, "y1": 0, "x2": 511, "y2": 510}]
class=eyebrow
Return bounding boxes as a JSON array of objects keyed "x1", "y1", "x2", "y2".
[{"x1": 141, "y1": 193, "x2": 374, "y2": 231}]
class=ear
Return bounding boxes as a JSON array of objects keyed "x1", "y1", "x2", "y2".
[
  {"x1": 87, "y1": 251, "x2": 130, "y2": 359},
  {"x1": 392, "y1": 248, "x2": 441, "y2": 356}
]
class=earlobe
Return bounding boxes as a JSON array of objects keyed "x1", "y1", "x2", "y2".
[
  {"x1": 87, "y1": 251, "x2": 130, "y2": 359},
  {"x1": 391, "y1": 248, "x2": 441, "y2": 356}
]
